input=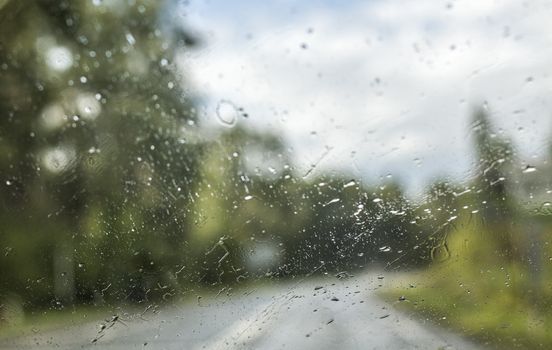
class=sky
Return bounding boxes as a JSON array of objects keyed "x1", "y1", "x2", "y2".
[{"x1": 173, "y1": 0, "x2": 552, "y2": 195}]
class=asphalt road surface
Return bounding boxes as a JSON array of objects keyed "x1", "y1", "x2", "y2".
[{"x1": 0, "y1": 272, "x2": 482, "y2": 350}]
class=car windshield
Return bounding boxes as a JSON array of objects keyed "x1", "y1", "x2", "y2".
[{"x1": 1, "y1": 1, "x2": 551, "y2": 349}]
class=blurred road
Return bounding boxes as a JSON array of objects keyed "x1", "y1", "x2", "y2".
[{"x1": 0, "y1": 272, "x2": 481, "y2": 350}]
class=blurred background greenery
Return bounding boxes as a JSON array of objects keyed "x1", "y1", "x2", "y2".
[{"x1": 0, "y1": 1, "x2": 551, "y2": 348}]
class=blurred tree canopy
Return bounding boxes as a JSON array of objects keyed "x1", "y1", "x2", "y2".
[{"x1": 0, "y1": 0, "x2": 201, "y2": 308}]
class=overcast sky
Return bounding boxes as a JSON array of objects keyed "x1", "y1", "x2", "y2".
[{"x1": 174, "y1": 0, "x2": 552, "y2": 195}]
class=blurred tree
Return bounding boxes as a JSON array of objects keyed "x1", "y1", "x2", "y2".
[
  {"x1": 0, "y1": 0, "x2": 200, "y2": 308},
  {"x1": 187, "y1": 126, "x2": 295, "y2": 284},
  {"x1": 470, "y1": 107, "x2": 519, "y2": 262},
  {"x1": 416, "y1": 180, "x2": 465, "y2": 263}
]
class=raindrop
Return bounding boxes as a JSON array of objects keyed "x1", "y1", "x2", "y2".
[
  {"x1": 379, "y1": 246, "x2": 391, "y2": 252},
  {"x1": 125, "y1": 32, "x2": 136, "y2": 46},
  {"x1": 244, "y1": 195, "x2": 253, "y2": 201},
  {"x1": 343, "y1": 180, "x2": 356, "y2": 188},
  {"x1": 522, "y1": 165, "x2": 537, "y2": 174},
  {"x1": 45, "y1": 46, "x2": 73, "y2": 72},
  {"x1": 215, "y1": 100, "x2": 239, "y2": 126},
  {"x1": 372, "y1": 198, "x2": 382, "y2": 203},
  {"x1": 77, "y1": 93, "x2": 101, "y2": 120},
  {"x1": 323, "y1": 198, "x2": 340, "y2": 207}
]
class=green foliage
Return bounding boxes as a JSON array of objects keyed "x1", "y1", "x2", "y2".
[
  {"x1": 383, "y1": 217, "x2": 552, "y2": 349},
  {"x1": 0, "y1": 0, "x2": 200, "y2": 309}
]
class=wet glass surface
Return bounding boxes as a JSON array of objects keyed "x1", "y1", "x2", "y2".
[{"x1": 1, "y1": 1, "x2": 551, "y2": 349}]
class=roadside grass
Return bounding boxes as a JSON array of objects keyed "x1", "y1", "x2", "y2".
[
  {"x1": 0, "y1": 305, "x2": 113, "y2": 341},
  {"x1": 379, "y1": 219, "x2": 552, "y2": 349}
]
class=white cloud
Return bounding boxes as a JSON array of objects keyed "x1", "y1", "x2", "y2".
[{"x1": 179, "y1": 0, "x2": 552, "y2": 194}]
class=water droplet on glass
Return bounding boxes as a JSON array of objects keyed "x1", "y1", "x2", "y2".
[
  {"x1": 125, "y1": 32, "x2": 136, "y2": 46},
  {"x1": 323, "y1": 198, "x2": 341, "y2": 207},
  {"x1": 45, "y1": 46, "x2": 73, "y2": 72},
  {"x1": 522, "y1": 165, "x2": 537, "y2": 174},
  {"x1": 77, "y1": 93, "x2": 101, "y2": 120},
  {"x1": 216, "y1": 100, "x2": 239, "y2": 126},
  {"x1": 343, "y1": 180, "x2": 356, "y2": 188}
]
